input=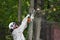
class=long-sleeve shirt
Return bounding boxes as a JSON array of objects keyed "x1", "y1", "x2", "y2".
[{"x1": 12, "y1": 14, "x2": 30, "y2": 40}]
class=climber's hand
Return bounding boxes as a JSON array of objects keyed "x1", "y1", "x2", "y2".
[{"x1": 27, "y1": 17, "x2": 31, "y2": 23}]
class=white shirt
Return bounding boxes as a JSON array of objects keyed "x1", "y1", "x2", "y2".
[{"x1": 12, "y1": 14, "x2": 30, "y2": 40}]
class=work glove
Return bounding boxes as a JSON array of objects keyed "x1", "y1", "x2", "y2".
[{"x1": 26, "y1": 14, "x2": 30, "y2": 18}]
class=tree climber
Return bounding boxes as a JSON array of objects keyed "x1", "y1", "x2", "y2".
[{"x1": 8, "y1": 14, "x2": 34, "y2": 40}]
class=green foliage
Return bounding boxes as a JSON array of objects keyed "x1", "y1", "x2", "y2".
[
  {"x1": 0, "y1": 0, "x2": 18, "y2": 40},
  {"x1": 0, "y1": 0, "x2": 60, "y2": 40},
  {"x1": 44, "y1": 0, "x2": 60, "y2": 22},
  {"x1": 0, "y1": 0, "x2": 30, "y2": 40}
]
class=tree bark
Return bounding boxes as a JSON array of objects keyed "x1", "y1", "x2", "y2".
[
  {"x1": 18, "y1": 0, "x2": 21, "y2": 22},
  {"x1": 33, "y1": 11, "x2": 42, "y2": 40},
  {"x1": 28, "y1": 0, "x2": 34, "y2": 40},
  {"x1": 33, "y1": 0, "x2": 43, "y2": 40}
]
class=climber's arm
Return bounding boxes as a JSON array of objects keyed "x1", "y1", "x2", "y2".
[{"x1": 18, "y1": 14, "x2": 30, "y2": 32}]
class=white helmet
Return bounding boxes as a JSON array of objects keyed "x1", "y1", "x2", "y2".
[{"x1": 9, "y1": 22, "x2": 16, "y2": 29}]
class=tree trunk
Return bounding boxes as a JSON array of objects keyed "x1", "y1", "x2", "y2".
[
  {"x1": 33, "y1": 0, "x2": 44, "y2": 40},
  {"x1": 28, "y1": 0, "x2": 34, "y2": 40},
  {"x1": 28, "y1": 21, "x2": 33, "y2": 40},
  {"x1": 33, "y1": 11, "x2": 42, "y2": 40},
  {"x1": 18, "y1": 0, "x2": 21, "y2": 22}
]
